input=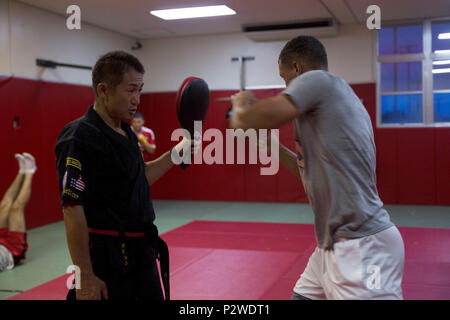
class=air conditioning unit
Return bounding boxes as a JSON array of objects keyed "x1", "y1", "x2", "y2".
[{"x1": 242, "y1": 19, "x2": 339, "y2": 42}]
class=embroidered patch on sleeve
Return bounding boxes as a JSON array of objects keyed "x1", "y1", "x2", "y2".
[
  {"x1": 70, "y1": 175, "x2": 85, "y2": 192},
  {"x1": 66, "y1": 157, "x2": 82, "y2": 171}
]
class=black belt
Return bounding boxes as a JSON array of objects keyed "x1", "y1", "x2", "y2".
[
  {"x1": 88, "y1": 227, "x2": 170, "y2": 301},
  {"x1": 157, "y1": 237, "x2": 170, "y2": 301}
]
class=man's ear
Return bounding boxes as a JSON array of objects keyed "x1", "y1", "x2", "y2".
[
  {"x1": 97, "y1": 82, "x2": 109, "y2": 100},
  {"x1": 293, "y1": 61, "x2": 303, "y2": 75}
]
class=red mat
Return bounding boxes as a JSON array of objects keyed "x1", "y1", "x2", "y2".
[{"x1": 8, "y1": 221, "x2": 450, "y2": 300}]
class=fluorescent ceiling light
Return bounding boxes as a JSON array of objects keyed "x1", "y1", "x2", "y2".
[
  {"x1": 438, "y1": 33, "x2": 450, "y2": 40},
  {"x1": 435, "y1": 49, "x2": 450, "y2": 54},
  {"x1": 433, "y1": 60, "x2": 450, "y2": 65},
  {"x1": 150, "y1": 5, "x2": 236, "y2": 20},
  {"x1": 432, "y1": 68, "x2": 450, "y2": 74}
]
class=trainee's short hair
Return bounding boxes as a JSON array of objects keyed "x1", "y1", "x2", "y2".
[
  {"x1": 92, "y1": 51, "x2": 145, "y2": 98},
  {"x1": 279, "y1": 36, "x2": 328, "y2": 70},
  {"x1": 133, "y1": 112, "x2": 144, "y2": 120}
]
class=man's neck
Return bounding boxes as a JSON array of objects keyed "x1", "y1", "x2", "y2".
[{"x1": 93, "y1": 101, "x2": 121, "y2": 130}]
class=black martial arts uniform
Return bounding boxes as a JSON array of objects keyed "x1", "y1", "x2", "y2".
[{"x1": 55, "y1": 105, "x2": 169, "y2": 300}]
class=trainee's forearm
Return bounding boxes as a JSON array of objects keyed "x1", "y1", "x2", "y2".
[
  {"x1": 279, "y1": 144, "x2": 301, "y2": 180},
  {"x1": 63, "y1": 205, "x2": 94, "y2": 274},
  {"x1": 232, "y1": 102, "x2": 275, "y2": 131},
  {"x1": 231, "y1": 95, "x2": 299, "y2": 131},
  {"x1": 145, "y1": 150, "x2": 174, "y2": 185}
]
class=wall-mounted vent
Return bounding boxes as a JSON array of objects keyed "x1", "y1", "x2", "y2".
[{"x1": 242, "y1": 19, "x2": 339, "y2": 42}]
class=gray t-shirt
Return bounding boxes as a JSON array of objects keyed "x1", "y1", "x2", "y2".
[{"x1": 283, "y1": 70, "x2": 393, "y2": 249}]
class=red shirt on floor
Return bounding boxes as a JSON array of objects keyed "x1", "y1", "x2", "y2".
[{"x1": 0, "y1": 228, "x2": 28, "y2": 264}]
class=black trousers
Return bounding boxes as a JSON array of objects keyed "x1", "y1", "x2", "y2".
[{"x1": 67, "y1": 234, "x2": 164, "y2": 300}]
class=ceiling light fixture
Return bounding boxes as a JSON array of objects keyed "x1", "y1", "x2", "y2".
[{"x1": 150, "y1": 5, "x2": 236, "y2": 20}]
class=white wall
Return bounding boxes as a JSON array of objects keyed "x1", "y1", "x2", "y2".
[
  {"x1": 136, "y1": 34, "x2": 285, "y2": 92},
  {"x1": 0, "y1": 0, "x2": 134, "y2": 85},
  {"x1": 0, "y1": 0, "x2": 11, "y2": 74},
  {"x1": 137, "y1": 24, "x2": 376, "y2": 92},
  {"x1": 323, "y1": 24, "x2": 376, "y2": 85},
  {"x1": 0, "y1": 0, "x2": 376, "y2": 91}
]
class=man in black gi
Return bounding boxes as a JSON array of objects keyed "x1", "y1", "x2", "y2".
[{"x1": 55, "y1": 51, "x2": 194, "y2": 300}]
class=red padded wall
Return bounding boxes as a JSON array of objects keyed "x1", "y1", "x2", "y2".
[
  {"x1": 397, "y1": 129, "x2": 436, "y2": 204},
  {"x1": 0, "y1": 76, "x2": 93, "y2": 229},
  {"x1": 376, "y1": 129, "x2": 398, "y2": 204},
  {"x1": 0, "y1": 77, "x2": 449, "y2": 230},
  {"x1": 140, "y1": 83, "x2": 450, "y2": 207},
  {"x1": 138, "y1": 89, "x2": 306, "y2": 203},
  {"x1": 435, "y1": 128, "x2": 450, "y2": 205}
]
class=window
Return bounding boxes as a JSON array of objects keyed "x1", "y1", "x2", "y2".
[
  {"x1": 378, "y1": 25, "x2": 423, "y2": 55},
  {"x1": 432, "y1": 21, "x2": 450, "y2": 123},
  {"x1": 377, "y1": 20, "x2": 450, "y2": 126}
]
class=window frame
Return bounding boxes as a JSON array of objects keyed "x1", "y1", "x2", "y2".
[{"x1": 376, "y1": 18, "x2": 450, "y2": 128}]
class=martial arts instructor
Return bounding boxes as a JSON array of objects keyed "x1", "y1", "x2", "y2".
[{"x1": 55, "y1": 51, "x2": 195, "y2": 300}]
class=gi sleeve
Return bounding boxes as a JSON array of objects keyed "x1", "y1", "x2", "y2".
[{"x1": 56, "y1": 139, "x2": 89, "y2": 206}]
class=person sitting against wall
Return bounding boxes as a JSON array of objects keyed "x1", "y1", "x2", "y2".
[{"x1": 0, "y1": 153, "x2": 36, "y2": 271}]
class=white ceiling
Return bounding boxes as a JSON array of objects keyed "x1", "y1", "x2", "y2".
[{"x1": 17, "y1": 0, "x2": 450, "y2": 39}]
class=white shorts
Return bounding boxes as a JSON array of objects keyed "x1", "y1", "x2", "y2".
[
  {"x1": 0, "y1": 244, "x2": 15, "y2": 272},
  {"x1": 293, "y1": 226, "x2": 405, "y2": 300}
]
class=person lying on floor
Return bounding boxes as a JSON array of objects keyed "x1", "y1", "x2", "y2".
[{"x1": 0, "y1": 153, "x2": 36, "y2": 271}]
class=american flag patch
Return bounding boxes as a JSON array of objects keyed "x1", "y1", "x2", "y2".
[{"x1": 69, "y1": 175, "x2": 85, "y2": 192}]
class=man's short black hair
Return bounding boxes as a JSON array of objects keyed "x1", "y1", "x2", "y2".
[
  {"x1": 133, "y1": 112, "x2": 144, "y2": 120},
  {"x1": 279, "y1": 36, "x2": 328, "y2": 70},
  {"x1": 92, "y1": 51, "x2": 145, "y2": 98}
]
